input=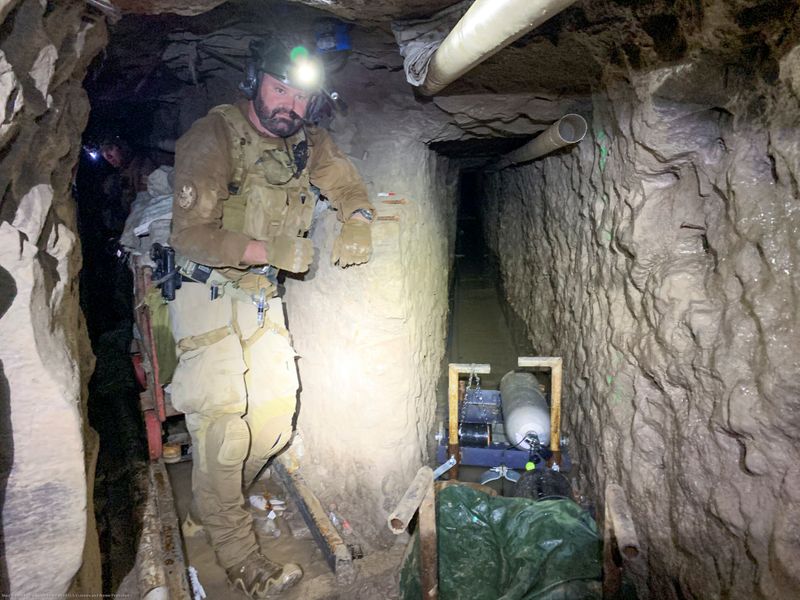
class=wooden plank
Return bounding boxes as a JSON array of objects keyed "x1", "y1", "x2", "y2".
[
  {"x1": 136, "y1": 461, "x2": 191, "y2": 599},
  {"x1": 550, "y1": 359, "x2": 562, "y2": 453},
  {"x1": 272, "y1": 460, "x2": 355, "y2": 584},
  {"x1": 602, "y1": 495, "x2": 620, "y2": 598},
  {"x1": 418, "y1": 478, "x2": 438, "y2": 600}
]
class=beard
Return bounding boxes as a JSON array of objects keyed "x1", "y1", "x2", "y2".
[{"x1": 254, "y1": 98, "x2": 304, "y2": 137}]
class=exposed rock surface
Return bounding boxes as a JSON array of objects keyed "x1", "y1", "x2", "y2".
[
  {"x1": 0, "y1": 1, "x2": 107, "y2": 595},
  {"x1": 480, "y1": 38, "x2": 800, "y2": 600},
  {"x1": 112, "y1": 0, "x2": 227, "y2": 16},
  {"x1": 112, "y1": 0, "x2": 458, "y2": 21}
]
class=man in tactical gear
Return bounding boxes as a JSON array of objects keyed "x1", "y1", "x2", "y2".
[{"x1": 168, "y1": 36, "x2": 374, "y2": 598}]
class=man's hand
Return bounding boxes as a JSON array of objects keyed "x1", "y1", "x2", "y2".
[
  {"x1": 332, "y1": 219, "x2": 372, "y2": 267},
  {"x1": 242, "y1": 235, "x2": 313, "y2": 273}
]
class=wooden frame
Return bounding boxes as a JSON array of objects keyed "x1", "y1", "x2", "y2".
[
  {"x1": 447, "y1": 363, "x2": 491, "y2": 479},
  {"x1": 517, "y1": 356, "x2": 563, "y2": 453}
]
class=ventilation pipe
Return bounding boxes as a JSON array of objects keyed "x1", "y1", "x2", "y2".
[
  {"x1": 496, "y1": 113, "x2": 587, "y2": 168},
  {"x1": 418, "y1": 0, "x2": 578, "y2": 96}
]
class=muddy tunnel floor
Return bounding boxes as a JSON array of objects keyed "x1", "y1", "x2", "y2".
[{"x1": 447, "y1": 172, "x2": 530, "y2": 390}]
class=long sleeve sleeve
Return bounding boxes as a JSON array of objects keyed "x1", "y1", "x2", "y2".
[
  {"x1": 307, "y1": 127, "x2": 374, "y2": 221},
  {"x1": 170, "y1": 112, "x2": 251, "y2": 267}
]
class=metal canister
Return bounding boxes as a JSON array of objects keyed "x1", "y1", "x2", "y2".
[{"x1": 500, "y1": 371, "x2": 551, "y2": 449}]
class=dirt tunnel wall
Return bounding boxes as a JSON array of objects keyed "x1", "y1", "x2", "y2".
[
  {"x1": 283, "y1": 60, "x2": 458, "y2": 545},
  {"x1": 480, "y1": 56, "x2": 800, "y2": 599}
]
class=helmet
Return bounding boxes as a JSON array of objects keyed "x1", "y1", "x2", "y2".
[{"x1": 240, "y1": 37, "x2": 324, "y2": 99}]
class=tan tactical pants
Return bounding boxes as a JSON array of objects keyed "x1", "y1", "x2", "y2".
[{"x1": 168, "y1": 282, "x2": 298, "y2": 569}]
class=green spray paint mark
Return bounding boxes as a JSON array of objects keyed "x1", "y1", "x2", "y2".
[
  {"x1": 611, "y1": 389, "x2": 624, "y2": 405},
  {"x1": 606, "y1": 353, "x2": 630, "y2": 405},
  {"x1": 603, "y1": 230, "x2": 613, "y2": 242},
  {"x1": 597, "y1": 130, "x2": 609, "y2": 172}
]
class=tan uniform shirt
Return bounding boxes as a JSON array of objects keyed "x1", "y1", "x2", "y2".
[{"x1": 171, "y1": 102, "x2": 373, "y2": 268}]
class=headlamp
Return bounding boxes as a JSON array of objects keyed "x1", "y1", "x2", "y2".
[
  {"x1": 83, "y1": 144, "x2": 100, "y2": 161},
  {"x1": 290, "y1": 57, "x2": 323, "y2": 90}
]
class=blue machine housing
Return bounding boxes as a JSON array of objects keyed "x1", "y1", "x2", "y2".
[{"x1": 436, "y1": 388, "x2": 571, "y2": 472}]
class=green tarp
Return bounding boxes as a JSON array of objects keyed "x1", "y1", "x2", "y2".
[{"x1": 401, "y1": 485, "x2": 602, "y2": 600}]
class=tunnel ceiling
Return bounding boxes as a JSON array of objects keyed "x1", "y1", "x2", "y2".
[
  {"x1": 91, "y1": 0, "x2": 800, "y2": 101},
  {"x1": 86, "y1": 0, "x2": 799, "y2": 154},
  {"x1": 112, "y1": 0, "x2": 460, "y2": 20}
]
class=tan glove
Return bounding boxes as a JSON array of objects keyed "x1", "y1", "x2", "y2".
[
  {"x1": 332, "y1": 220, "x2": 372, "y2": 267},
  {"x1": 265, "y1": 234, "x2": 313, "y2": 273}
]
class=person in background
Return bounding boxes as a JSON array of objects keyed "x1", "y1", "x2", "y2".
[{"x1": 99, "y1": 135, "x2": 156, "y2": 234}]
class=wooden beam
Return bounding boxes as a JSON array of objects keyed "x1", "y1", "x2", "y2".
[
  {"x1": 418, "y1": 477, "x2": 438, "y2": 600},
  {"x1": 272, "y1": 460, "x2": 355, "y2": 584}
]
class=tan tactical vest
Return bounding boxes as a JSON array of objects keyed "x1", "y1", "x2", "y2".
[{"x1": 211, "y1": 104, "x2": 314, "y2": 241}]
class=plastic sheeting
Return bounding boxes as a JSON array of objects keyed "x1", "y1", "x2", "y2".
[
  {"x1": 391, "y1": 0, "x2": 471, "y2": 86},
  {"x1": 401, "y1": 485, "x2": 602, "y2": 600},
  {"x1": 120, "y1": 166, "x2": 174, "y2": 254}
]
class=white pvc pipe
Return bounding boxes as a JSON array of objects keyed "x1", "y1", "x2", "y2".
[
  {"x1": 418, "y1": 0, "x2": 578, "y2": 96},
  {"x1": 499, "y1": 113, "x2": 587, "y2": 167}
]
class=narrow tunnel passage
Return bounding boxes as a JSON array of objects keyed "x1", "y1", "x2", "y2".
[{"x1": 447, "y1": 170, "x2": 528, "y2": 388}]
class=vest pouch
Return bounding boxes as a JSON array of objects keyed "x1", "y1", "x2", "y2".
[
  {"x1": 259, "y1": 148, "x2": 296, "y2": 185},
  {"x1": 222, "y1": 192, "x2": 246, "y2": 233},
  {"x1": 284, "y1": 189, "x2": 315, "y2": 237},
  {"x1": 242, "y1": 180, "x2": 288, "y2": 240}
]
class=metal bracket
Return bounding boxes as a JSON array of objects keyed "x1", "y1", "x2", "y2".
[
  {"x1": 479, "y1": 465, "x2": 520, "y2": 485},
  {"x1": 433, "y1": 456, "x2": 457, "y2": 480}
]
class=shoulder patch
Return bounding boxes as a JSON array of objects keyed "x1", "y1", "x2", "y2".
[{"x1": 177, "y1": 184, "x2": 196, "y2": 210}]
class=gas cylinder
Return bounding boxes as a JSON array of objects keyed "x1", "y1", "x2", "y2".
[{"x1": 500, "y1": 371, "x2": 551, "y2": 449}]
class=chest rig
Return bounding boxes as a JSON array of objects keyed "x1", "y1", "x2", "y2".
[{"x1": 211, "y1": 104, "x2": 314, "y2": 242}]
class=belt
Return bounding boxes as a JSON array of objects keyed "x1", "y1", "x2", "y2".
[{"x1": 174, "y1": 254, "x2": 278, "y2": 304}]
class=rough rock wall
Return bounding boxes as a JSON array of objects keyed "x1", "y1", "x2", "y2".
[
  {"x1": 285, "y1": 63, "x2": 457, "y2": 544},
  {"x1": 481, "y1": 50, "x2": 800, "y2": 599},
  {"x1": 0, "y1": 1, "x2": 107, "y2": 595}
]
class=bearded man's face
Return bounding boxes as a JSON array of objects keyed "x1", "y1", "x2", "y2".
[{"x1": 254, "y1": 74, "x2": 310, "y2": 137}]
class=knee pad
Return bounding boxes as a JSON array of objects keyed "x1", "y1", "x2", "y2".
[{"x1": 208, "y1": 414, "x2": 251, "y2": 467}]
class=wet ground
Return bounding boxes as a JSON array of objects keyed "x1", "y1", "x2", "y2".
[{"x1": 449, "y1": 213, "x2": 523, "y2": 389}]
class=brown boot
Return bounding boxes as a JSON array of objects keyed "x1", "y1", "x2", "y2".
[{"x1": 226, "y1": 552, "x2": 303, "y2": 598}]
